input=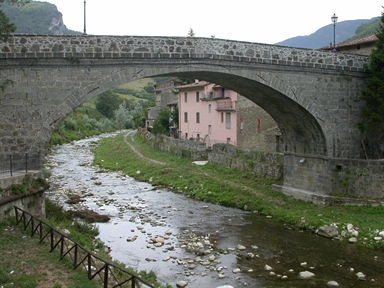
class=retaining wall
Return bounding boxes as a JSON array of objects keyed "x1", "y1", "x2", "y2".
[
  {"x1": 148, "y1": 136, "x2": 284, "y2": 180},
  {"x1": 0, "y1": 189, "x2": 45, "y2": 222}
]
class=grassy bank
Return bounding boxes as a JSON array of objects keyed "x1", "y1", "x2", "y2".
[
  {"x1": 0, "y1": 199, "x2": 168, "y2": 288},
  {"x1": 93, "y1": 132, "x2": 384, "y2": 250}
]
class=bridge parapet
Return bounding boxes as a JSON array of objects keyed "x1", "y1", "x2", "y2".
[{"x1": 0, "y1": 35, "x2": 369, "y2": 71}]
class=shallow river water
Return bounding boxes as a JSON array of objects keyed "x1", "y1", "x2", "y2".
[{"x1": 45, "y1": 133, "x2": 384, "y2": 288}]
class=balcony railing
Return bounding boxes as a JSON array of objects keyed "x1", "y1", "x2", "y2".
[
  {"x1": 200, "y1": 91, "x2": 231, "y2": 100},
  {"x1": 216, "y1": 101, "x2": 236, "y2": 111}
]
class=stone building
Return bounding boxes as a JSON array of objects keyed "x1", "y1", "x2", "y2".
[
  {"x1": 146, "y1": 79, "x2": 178, "y2": 128},
  {"x1": 237, "y1": 97, "x2": 282, "y2": 152}
]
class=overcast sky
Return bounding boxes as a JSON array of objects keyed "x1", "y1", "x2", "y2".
[{"x1": 45, "y1": 0, "x2": 382, "y2": 44}]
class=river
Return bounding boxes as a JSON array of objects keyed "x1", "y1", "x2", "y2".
[{"x1": 45, "y1": 133, "x2": 384, "y2": 288}]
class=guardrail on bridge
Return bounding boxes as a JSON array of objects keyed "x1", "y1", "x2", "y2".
[{"x1": 0, "y1": 153, "x2": 40, "y2": 176}]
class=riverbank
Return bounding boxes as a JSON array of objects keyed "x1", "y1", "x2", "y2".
[{"x1": 93, "y1": 131, "x2": 384, "y2": 250}]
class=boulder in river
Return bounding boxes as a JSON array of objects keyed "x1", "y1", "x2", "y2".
[{"x1": 316, "y1": 225, "x2": 339, "y2": 238}]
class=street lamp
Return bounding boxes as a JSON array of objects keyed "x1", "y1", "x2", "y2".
[
  {"x1": 83, "y1": 0, "x2": 87, "y2": 35},
  {"x1": 331, "y1": 13, "x2": 338, "y2": 51}
]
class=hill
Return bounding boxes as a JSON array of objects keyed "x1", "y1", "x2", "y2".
[
  {"x1": 275, "y1": 17, "x2": 380, "y2": 49},
  {"x1": 1, "y1": 1, "x2": 81, "y2": 35}
]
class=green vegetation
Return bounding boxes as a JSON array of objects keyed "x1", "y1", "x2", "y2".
[
  {"x1": 0, "y1": 199, "x2": 168, "y2": 287},
  {"x1": 1, "y1": 1, "x2": 81, "y2": 35},
  {"x1": 49, "y1": 106, "x2": 116, "y2": 146},
  {"x1": 0, "y1": 0, "x2": 28, "y2": 42},
  {"x1": 343, "y1": 17, "x2": 381, "y2": 43},
  {"x1": 93, "y1": 132, "x2": 384, "y2": 250},
  {"x1": 50, "y1": 79, "x2": 156, "y2": 147},
  {"x1": 358, "y1": 9, "x2": 384, "y2": 159}
]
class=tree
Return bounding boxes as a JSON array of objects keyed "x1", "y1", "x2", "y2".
[
  {"x1": 0, "y1": 0, "x2": 29, "y2": 41},
  {"x1": 187, "y1": 28, "x2": 195, "y2": 37},
  {"x1": 152, "y1": 108, "x2": 171, "y2": 135},
  {"x1": 170, "y1": 106, "x2": 178, "y2": 127},
  {"x1": 95, "y1": 91, "x2": 121, "y2": 119},
  {"x1": 358, "y1": 8, "x2": 384, "y2": 158},
  {"x1": 114, "y1": 101, "x2": 131, "y2": 130}
]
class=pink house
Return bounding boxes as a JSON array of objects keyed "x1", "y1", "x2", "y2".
[{"x1": 178, "y1": 80, "x2": 238, "y2": 147}]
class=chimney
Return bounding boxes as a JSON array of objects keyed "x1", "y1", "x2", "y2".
[{"x1": 195, "y1": 79, "x2": 199, "y2": 84}]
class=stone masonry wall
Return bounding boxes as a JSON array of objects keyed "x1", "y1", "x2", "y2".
[
  {"x1": 237, "y1": 96, "x2": 281, "y2": 151},
  {"x1": 1, "y1": 35, "x2": 368, "y2": 72},
  {"x1": 331, "y1": 158, "x2": 384, "y2": 198},
  {"x1": 208, "y1": 144, "x2": 284, "y2": 180},
  {"x1": 149, "y1": 136, "x2": 283, "y2": 180},
  {"x1": 148, "y1": 135, "x2": 208, "y2": 161}
]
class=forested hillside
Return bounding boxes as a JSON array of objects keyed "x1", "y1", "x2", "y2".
[
  {"x1": 1, "y1": 1, "x2": 81, "y2": 35},
  {"x1": 276, "y1": 17, "x2": 380, "y2": 49}
]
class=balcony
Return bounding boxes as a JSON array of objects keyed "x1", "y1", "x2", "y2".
[
  {"x1": 216, "y1": 101, "x2": 236, "y2": 111},
  {"x1": 200, "y1": 91, "x2": 230, "y2": 100}
]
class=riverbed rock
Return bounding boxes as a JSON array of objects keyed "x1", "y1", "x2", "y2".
[
  {"x1": 176, "y1": 280, "x2": 188, "y2": 287},
  {"x1": 299, "y1": 271, "x2": 315, "y2": 279},
  {"x1": 237, "y1": 244, "x2": 246, "y2": 250},
  {"x1": 317, "y1": 225, "x2": 339, "y2": 238},
  {"x1": 232, "y1": 268, "x2": 241, "y2": 273},
  {"x1": 348, "y1": 237, "x2": 358, "y2": 243},
  {"x1": 327, "y1": 280, "x2": 339, "y2": 287},
  {"x1": 356, "y1": 272, "x2": 366, "y2": 280},
  {"x1": 264, "y1": 265, "x2": 273, "y2": 271}
]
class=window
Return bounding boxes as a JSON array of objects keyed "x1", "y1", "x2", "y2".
[
  {"x1": 208, "y1": 104, "x2": 211, "y2": 113},
  {"x1": 208, "y1": 125, "x2": 212, "y2": 134},
  {"x1": 184, "y1": 93, "x2": 187, "y2": 103},
  {"x1": 185, "y1": 133, "x2": 188, "y2": 139},
  {"x1": 184, "y1": 112, "x2": 188, "y2": 122},
  {"x1": 226, "y1": 113, "x2": 231, "y2": 129},
  {"x1": 196, "y1": 91, "x2": 200, "y2": 102},
  {"x1": 197, "y1": 134, "x2": 200, "y2": 139},
  {"x1": 227, "y1": 138, "x2": 231, "y2": 144},
  {"x1": 221, "y1": 113, "x2": 224, "y2": 123},
  {"x1": 196, "y1": 112, "x2": 200, "y2": 123}
]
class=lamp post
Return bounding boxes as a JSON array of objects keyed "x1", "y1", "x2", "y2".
[
  {"x1": 83, "y1": 0, "x2": 87, "y2": 35},
  {"x1": 331, "y1": 13, "x2": 338, "y2": 51}
]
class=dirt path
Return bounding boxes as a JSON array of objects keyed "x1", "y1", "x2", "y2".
[{"x1": 123, "y1": 130, "x2": 166, "y2": 166}]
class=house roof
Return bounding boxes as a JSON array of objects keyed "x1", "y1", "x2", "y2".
[
  {"x1": 176, "y1": 80, "x2": 210, "y2": 90},
  {"x1": 336, "y1": 34, "x2": 378, "y2": 48},
  {"x1": 167, "y1": 99, "x2": 178, "y2": 106},
  {"x1": 320, "y1": 34, "x2": 378, "y2": 51}
]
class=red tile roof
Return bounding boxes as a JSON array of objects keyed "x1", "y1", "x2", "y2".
[{"x1": 337, "y1": 34, "x2": 378, "y2": 48}]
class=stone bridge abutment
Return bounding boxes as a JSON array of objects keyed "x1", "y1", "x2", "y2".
[{"x1": 1, "y1": 35, "x2": 381, "y2": 198}]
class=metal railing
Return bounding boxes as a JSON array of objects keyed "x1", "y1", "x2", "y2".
[
  {"x1": 0, "y1": 153, "x2": 41, "y2": 176},
  {"x1": 216, "y1": 101, "x2": 236, "y2": 111},
  {"x1": 14, "y1": 206, "x2": 157, "y2": 288}
]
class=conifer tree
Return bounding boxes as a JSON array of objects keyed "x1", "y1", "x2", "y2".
[
  {"x1": 0, "y1": 0, "x2": 29, "y2": 41},
  {"x1": 358, "y1": 8, "x2": 384, "y2": 158}
]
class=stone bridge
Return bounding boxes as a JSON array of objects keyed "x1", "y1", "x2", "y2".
[{"x1": 1, "y1": 35, "x2": 379, "y2": 198}]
